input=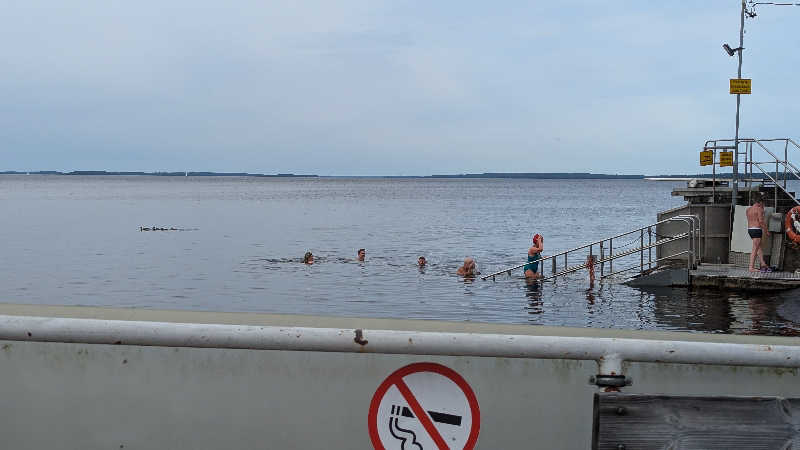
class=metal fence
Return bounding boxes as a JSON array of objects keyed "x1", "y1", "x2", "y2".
[
  {"x1": 704, "y1": 137, "x2": 800, "y2": 207},
  {"x1": 482, "y1": 215, "x2": 700, "y2": 282}
]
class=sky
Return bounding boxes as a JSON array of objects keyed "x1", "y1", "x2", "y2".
[{"x1": 1, "y1": 1, "x2": 798, "y2": 175}]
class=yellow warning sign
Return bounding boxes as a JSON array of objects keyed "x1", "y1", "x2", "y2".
[
  {"x1": 719, "y1": 151, "x2": 734, "y2": 167},
  {"x1": 700, "y1": 150, "x2": 713, "y2": 166},
  {"x1": 730, "y1": 79, "x2": 751, "y2": 94}
]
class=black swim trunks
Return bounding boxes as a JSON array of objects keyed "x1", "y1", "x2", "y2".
[{"x1": 748, "y1": 228, "x2": 763, "y2": 239}]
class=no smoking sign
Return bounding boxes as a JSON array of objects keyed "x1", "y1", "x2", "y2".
[{"x1": 368, "y1": 362, "x2": 480, "y2": 450}]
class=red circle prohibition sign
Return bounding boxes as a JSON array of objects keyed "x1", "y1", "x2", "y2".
[{"x1": 368, "y1": 362, "x2": 480, "y2": 450}]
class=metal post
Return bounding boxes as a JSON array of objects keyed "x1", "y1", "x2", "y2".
[
  {"x1": 688, "y1": 223, "x2": 693, "y2": 276},
  {"x1": 552, "y1": 257, "x2": 556, "y2": 275},
  {"x1": 689, "y1": 221, "x2": 697, "y2": 268},
  {"x1": 609, "y1": 239, "x2": 613, "y2": 274},
  {"x1": 785, "y1": 140, "x2": 789, "y2": 190},
  {"x1": 747, "y1": 143, "x2": 752, "y2": 206},
  {"x1": 732, "y1": 0, "x2": 745, "y2": 210},
  {"x1": 712, "y1": 146, "x2": 716, "y2": 203},
  {"x1": 600, "y1": 242, "x2": 604, "y2": 277},
  {"x1": 776, "y1": 160, "x2": 779, "y2": 207},
  {"x1": 648, "y1": 227, "x2": 652, "y2": 270},
  {"x1": 640, "y1": 230, "x2": 644, "y2": 274}
]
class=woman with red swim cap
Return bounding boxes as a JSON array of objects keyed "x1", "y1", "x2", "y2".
[{"x1": 524, "y1": 234, "x2": 543, "y2": 278}]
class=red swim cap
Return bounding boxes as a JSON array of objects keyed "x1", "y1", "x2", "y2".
[{"x1": 533, "y1": 233, "x2": 542, "y2": 242}]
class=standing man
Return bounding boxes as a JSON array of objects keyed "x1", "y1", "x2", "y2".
[
  {"x1": 746, "y1": 193, "x2": 770, "y2": 273},
  {"x1": 357, "y1": 248, "x2": 366, "y2": 262}
]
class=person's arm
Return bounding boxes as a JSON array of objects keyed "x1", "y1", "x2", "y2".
[
  {"x1": 760, "y1": 206, "x2": 768, "y2": 233},
  {"x1": 528, "y1": 243, "x2": 543, "y2": 256}
]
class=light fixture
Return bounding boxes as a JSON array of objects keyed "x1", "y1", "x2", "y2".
[{"x1": 722, "y1": 43, "x2": 736, "y2": 56}]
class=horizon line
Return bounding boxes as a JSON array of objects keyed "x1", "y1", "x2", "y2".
[{"x1": 0, "y1": 170, "x2": 758, "y2": 180}]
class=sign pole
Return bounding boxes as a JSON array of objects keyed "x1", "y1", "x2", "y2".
[{"x1": 732, "y1": 0, "x2": 745, "y2": 210}]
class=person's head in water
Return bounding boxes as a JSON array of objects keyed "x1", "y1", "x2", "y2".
[
  {"x1": 418, "y1": 256, "x2": 427, "y2": 267},
  {"x1": 303, "y1": 252, "x2": 314, "y2": 265},
  {"x1": 457, "y1": 257, "x2": 476, "y2": 277},
  {"x1": 357, "y1": 248, "x2": 365, "y2": 261}
]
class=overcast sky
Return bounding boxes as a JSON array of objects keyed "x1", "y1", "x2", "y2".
[{"x1": 1, "y1": 1, "x2": 798, "y2": 175}]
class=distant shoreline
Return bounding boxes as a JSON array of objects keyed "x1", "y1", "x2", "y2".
[{"x1": 0, "y1": 170, "x2": 786, "y2": 179}]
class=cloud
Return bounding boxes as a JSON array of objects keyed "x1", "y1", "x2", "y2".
[{"x1": 1, "y1": 0, "x2": 797, "y2": 174}]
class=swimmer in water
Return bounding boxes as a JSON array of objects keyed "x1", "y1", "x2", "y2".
[
  {"x1": 586, "y1": 254, "x2": 596, "y2": 285},
  {"x1": 524, "y1": 234, "x2": 543, "y2": 279},
  {"x1": 303, "y1": 251, "x2": 314, "y2": 265},
  {"x1": 456, "y1": 257, "x2": 477, "y2": 277},
  {"x1": 357, "y1": 248, "x2": 365, "y2": 262},
  {"x1": 418, "y1": 256, "x2": 427, "y2": 267}
]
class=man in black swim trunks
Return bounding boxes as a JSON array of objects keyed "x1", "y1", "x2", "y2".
[{"x1": 746, "y1": 193, "x2": 769, "y2": 273}]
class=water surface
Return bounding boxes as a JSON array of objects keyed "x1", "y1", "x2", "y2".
[{"x1": 1, "y1": 175, "x2": 798, "y2": 335}]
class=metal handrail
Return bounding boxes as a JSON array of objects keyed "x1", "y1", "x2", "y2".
[
  {"x1": 543, "y1": 235, "x2": 688, "y2": 281},
  {"x1": 2, "y1": 314, "x2": 800, "y2": 371},
  {"x1": 600, "y1": 251, "x2": 690, "y2": 281},
  {"x1": 751, "y1": 162, "x2": 800, "y2": 207},
  {"x1": 703, "y1": 138, "x2": 800, "y2": 205},
  {"x1": 482, "y1": 215, "x2": 699, "y2": 282}
]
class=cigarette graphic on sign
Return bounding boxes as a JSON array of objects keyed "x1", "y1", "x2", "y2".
[
  {"x1": 369, "y1": 362, "x2": 481, "y2": 450},
  {"x1": 389, "y1": 405, "x2": 423, "y2": 450},
  {"x1": 393, "y1": 405, "x2": 463, "y2": 427}
]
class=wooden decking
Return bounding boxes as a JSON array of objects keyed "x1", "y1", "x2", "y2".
[{"x1": 690, "y1": 264, "x2": 800, "y2": 290}]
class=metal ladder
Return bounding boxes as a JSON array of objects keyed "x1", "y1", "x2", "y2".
[{"x1": 482, "y1": 215, "x2": 700, "y2": 282}]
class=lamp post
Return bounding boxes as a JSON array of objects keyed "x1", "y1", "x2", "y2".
[
  {"x1": 722, "y1": 1, "x2": 746, "y2": 210},
  {"x1": 722, "y1": 1, "x2": 799, "y2": 210}
]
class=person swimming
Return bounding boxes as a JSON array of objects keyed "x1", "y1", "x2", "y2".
[
  {"x1": 524, "y1": 234, "x2": 543, "y2": 279},
  {"x1": 303, "y1": 251, "x2": 314, "y2": 265},
  {"x1": 456, "y1": 257, "x2": 477, "y2": 277}
]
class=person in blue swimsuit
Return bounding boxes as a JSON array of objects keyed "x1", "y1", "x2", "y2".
[{"x1": 524, "y1": 234, "x2": 543, "y2": 279}]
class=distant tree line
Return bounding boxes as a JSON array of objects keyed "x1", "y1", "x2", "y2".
[
  {"x1": 2, "y1": 171, "x2": 798, "y2": 180},
  {"x1": 0, "y1": 171, "x2": 318, "y2": 177}
]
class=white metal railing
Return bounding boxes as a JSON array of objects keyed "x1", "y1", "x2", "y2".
[
  {"x1": 704, "y1": 137, "x2": 800, "y2": 206},
  {"x1": 0, "y1": 315, "x2": 798, "y2": 377},
  {"x1": 482, "y1": 215, "x2": 700, "y2": 282}
]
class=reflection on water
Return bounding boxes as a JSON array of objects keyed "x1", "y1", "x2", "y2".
[
  {"x1": 1, "y1": 175, "x2": 800, "y2": 335},
  {"x1": 524, "y1": 279, "x2": 543, "y2": 315},
  {"x1": 645, "y1": 286, "x2": 800, "y2": 335},
  {"x1": 585, "y1": 287, "x2": 595, "y2": 305}
]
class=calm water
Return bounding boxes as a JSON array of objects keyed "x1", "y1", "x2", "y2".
[{"x1": 2, "y1": 175, "x2": 799, "y2": 335}]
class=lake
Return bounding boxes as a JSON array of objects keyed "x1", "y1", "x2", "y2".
[{"x1": 2, "y1": 175, "x2": 799, "y2": 335}]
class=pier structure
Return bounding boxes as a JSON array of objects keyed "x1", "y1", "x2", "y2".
[
  {"x1": 483, "y1": 138, "x2": 800, "y2": 290},
  {"x1": 648, "y1": 137, "x2": 800, "y2": 289}
]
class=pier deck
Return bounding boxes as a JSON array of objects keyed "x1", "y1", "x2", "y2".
[{"x1": 691, "y1": 264, "x2": 800, "y2": 290}]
